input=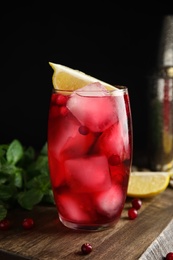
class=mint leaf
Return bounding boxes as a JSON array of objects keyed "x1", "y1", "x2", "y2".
[
  {"x1": 0, "y1": 185, "x2": 17, "y2": 200},
  {"x1": 14, "y1": 168, "x2": 23, "y2": 188},
  {"x1": 26, "y1": 174, "x2": 50, "y2": 190},
  {"x1": 42, "y1": 189, "x2": 55, "y2": 204},
  {"x1": 40, "y1": 143, "x2": 48, "y2": 155},
  {"x1": 17, "y1": 189, "x2": 44, "y2": 210},
  {"x1": 0, "y1": 164, "x2": 23, "y2": 188},
  {"x1": 27, "y1": 155, "x2": 49, "y2": 177},
  {"x1": 0, "y1": 144, "x2": 8, "y2": 157},
  {"x1": 6, "y1": 139, "x2": 24, "y2": 165}
]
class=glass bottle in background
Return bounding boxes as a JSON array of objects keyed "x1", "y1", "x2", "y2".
[{"x1": 147, "y1": 15, "x2": 173, "y2": 171}]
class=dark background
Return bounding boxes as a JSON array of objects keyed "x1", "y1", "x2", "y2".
[{"x1": 1, "y1": 4, "x2": 173, "y2": 165}]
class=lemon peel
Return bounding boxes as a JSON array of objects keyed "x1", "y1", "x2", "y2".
[{"x1": 127, "y1": 171, "x2": 170, "y2": 198}]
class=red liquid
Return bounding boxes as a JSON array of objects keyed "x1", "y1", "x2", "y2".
[{"x1": 48, "y1": 86, "x2": 132, "y2": 230}]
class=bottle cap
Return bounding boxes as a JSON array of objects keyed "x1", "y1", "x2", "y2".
[{"x1": 157, "y1": 15, "x2": 173, "y2": 68}]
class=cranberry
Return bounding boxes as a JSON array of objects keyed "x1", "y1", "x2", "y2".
[
  {"x1": 128, "y1": 208, "x2": 138, "y2": 220},
  {"x1": 22, "y1": 218, "x2": 34, "y2": 230},
  {"x1": 78, "y1": 126, "x2": 89, "y2": 135},
  {"x1": 131, "y1": 198, "x2": 142, "y2": 210},
  {"x1": 59, "y1": 106, "x2": 68, "y2": 116},
  {"x1": 166, "y1": 252, "x2": 173, "y2": 260},
  {"x1": 0, "y1": 219, "x2": 11, "y2": 230},
  {"x1": 51, "y1": 94, "x2": 68, "y2": 105},
  {"x1": 81, "y1": 243, "x2": 92, "y2": 255},
  {"x1": 56, "y1": 94, "x2": 68, "y2": 105},
  {"x1": 108, "y1": 154, "x2": 121, "y2": 166}
]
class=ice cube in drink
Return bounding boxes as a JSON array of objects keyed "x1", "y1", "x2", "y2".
[{"x1": 67, "y1": 82, "x2": 118, "y2": 132}]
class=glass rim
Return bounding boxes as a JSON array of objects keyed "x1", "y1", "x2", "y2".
[{"x1": 52, "y1": 85, "x2": 128, "y2": 94}]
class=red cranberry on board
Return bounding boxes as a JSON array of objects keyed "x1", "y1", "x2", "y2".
[
  {"x1": 166, "y1": 252, "x2": 173, "y2": 260},
  {"x1": 131, "y1": 198, "x2": 142, "y2": 210},
  {"x1": 81, "y1": 243, "x2": 92, "y2": 255},
  {"x1": 0, "y1": 219, "x2": 11, "y2": 230},
  {"x1": 22, "y1": 218, "x2": 34, "y2": 230},
  {"x1": 128, "y1": 208, "x2": 138, "y2": 220}
]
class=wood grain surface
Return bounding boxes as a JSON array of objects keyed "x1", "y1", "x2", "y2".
[{"x1": 0, "y1": 188, "x2": 173, "y2": 260}]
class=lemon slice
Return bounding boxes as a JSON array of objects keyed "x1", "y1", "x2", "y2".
[
  {"x1": 127, "y1": 171, "x2": 170, "y2": 198},
  {"x1": 49, "y1": 62, "x2": 116, "y2": 91}
]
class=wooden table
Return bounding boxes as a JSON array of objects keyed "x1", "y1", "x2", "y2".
[{"x1": 0, "y1": 187, "x2": 173, "y2": 260}]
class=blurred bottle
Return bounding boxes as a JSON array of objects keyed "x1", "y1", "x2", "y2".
[{"x1": 147, "y1": 15, "x2": 173, "y2": 171}]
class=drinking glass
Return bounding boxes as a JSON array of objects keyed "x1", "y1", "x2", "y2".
[{"x1": 47, "y1": 82, "x2": 133, "y2": 231}]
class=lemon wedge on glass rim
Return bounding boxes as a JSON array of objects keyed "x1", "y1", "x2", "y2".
[
  {"x1": 49, "y1": 62, "x2": 117, "y2": 91},
  {"x1": 127, "y1": 171, "x2": 170, "y2": 198}
]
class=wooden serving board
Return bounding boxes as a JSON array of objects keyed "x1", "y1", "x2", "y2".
[{"x1": 0, "y1": 188, "x2": 173, "y2": 260}]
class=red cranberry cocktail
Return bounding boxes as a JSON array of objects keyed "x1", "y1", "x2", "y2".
[{"x1": 47, "y1": 82, "x2": 133, "y2": 231}]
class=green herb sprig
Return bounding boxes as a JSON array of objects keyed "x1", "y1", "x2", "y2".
[{"x1": 0, "y1": 139, "x2": 55, "y2": 221}]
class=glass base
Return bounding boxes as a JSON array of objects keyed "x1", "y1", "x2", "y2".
[{"x1": 59, "y1": 215, "x2": 118, "y2": 232}]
